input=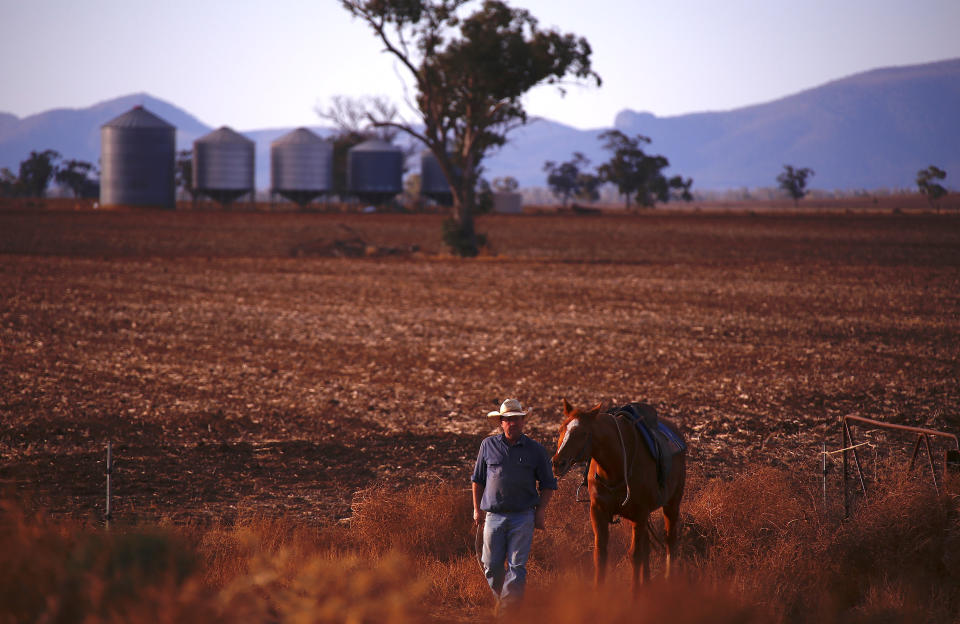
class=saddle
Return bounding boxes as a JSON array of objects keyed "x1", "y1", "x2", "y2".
[{"x1": 609, "y1": 402, "x2": 686, "y2": 494}]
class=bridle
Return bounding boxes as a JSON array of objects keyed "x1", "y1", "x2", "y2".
[
  {"x1": 570, "y1": 413, "x2": 636, "y2": 507},
  {"x1": 563, "y1": 411, "x2": 665, "y2": 545},
  {"x1": 571, "y1": 431, "x2": 593, "y2": 503}
]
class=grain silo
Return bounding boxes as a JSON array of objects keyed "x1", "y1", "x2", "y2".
[
  {"x1": 100, "y1": 105, "x2": 176, "y2": 209},
  {"x1": 193, "y1": 126, "x2": 255, "y2": 206},
  {"x1": 270, "y1": 128, "x2": 332, "y2": 207},
  {"x1": 419, "y1": 150, "x2": 453, "y2": 205},
  {"x1": 347, "y1": 138, "x2": 403, "y2": 204}
]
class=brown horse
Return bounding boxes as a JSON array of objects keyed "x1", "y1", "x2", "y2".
[{"x1": 552, "y1": 399, "x2": 686, "y2": 593}]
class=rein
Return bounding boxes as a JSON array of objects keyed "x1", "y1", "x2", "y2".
[
  {"x1": 572, "y1": 414, "x2": 634, "y2": 507},
  {"x1": 573, "y1": 432, "x2": 593, "y2": 503},
  {"x1": 567, "y1": 410, "x2": 667, "y2": 547},
  {"x1": 610, "y1": 412, "x2": 634, "y2": 508}
]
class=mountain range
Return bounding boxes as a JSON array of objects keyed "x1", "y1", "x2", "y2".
[{"x1": 1, "y1": 58, "x2": 958, "y2": 192}]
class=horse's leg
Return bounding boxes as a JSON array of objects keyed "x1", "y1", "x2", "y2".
[
  {"x1": 629, "y1": 516, "x2": 650, "y2": 595},
  {"x1": 590, "y1": 504, "x2": 609, "y2": 587},
  {"x1": 663, "y1": 456, "x2": 686, "y2": 579},
  {"x1": 662, "y1": 498, "x2": 681, "y2": 579}
]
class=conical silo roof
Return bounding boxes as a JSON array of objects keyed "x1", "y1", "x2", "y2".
[
  {"x1": 102, "y1": 105, "x2": 175, "y2": 129},
  {"x1": 196, "y1": 126, "x2": 254, "y2": 145},
  {"x1": 271, "y1": 127, "x2": 324, "y2": 146}
]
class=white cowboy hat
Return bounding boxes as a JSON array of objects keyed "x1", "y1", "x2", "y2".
[{"x1": 486, "y1": 398, "x2": 528, "y2": 427}]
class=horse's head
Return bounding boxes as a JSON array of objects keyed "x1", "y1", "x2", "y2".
[{"x1": 552, "y1": 398, "x2": 603, "y2": 478}]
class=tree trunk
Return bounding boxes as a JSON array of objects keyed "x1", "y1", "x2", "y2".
[
  {"x1": 451, "y1": 191, "x2": 479, "y2": 256},
  {"x1": 442, "y1": 156, "x2": 480, "y2": 257}
]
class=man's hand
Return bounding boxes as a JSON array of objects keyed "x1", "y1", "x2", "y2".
[
  {"x1": 472, "y1": 482, "x2": 485, "y2": 527},
  {"x1": 535, "y1": 488, "x2": 553, "y2": 530}
]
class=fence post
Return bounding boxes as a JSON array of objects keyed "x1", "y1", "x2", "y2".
[
  {"x1": 822, "y1": 441, "x2": 827, "y2": 509},
  {"x1": 841, "y1": 419, "x2": 849, "y2": 518},
  {"x1": 105, "y1": 441, "x2": 112, "y2": 529}
]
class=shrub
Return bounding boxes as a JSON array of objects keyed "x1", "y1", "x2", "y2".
[
  {"x1": 3, "y1": 464, "x2": 958, "y2": 623},
  {"x1": 348, "y1": 480, "x2": 474, "y2": 561}
]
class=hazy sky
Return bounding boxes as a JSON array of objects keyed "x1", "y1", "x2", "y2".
[{"x1": 2, "y1": 0, "x2": 959, "y2": 130}]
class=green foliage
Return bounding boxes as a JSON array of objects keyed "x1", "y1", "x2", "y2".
[
  {"x1": 916, "y1": 165, "x2": 947, "y2": 211},
  {"x1": 597, "y1": 130, "x2": 689, "y2": 209},
  {"x1": 330, "y1": 130, "x2": 369, "y2": 198},
  {"x1": 777, "y1": 165, "x2": 814, "y2": 206},
  {"x1": 544, "y1": 152, "x2": 600, "y2": 206},
  {"x1": 0, "y1": 167, "x2": 19, "y2": 197},
  {"x1": 54, "y1": 159, "x2": 96, "y2": 198},
  {"x1": 18, "y1": 149, "x2": 60, "y2": 198},
  {"x1": 668, "y1": 174, "x2": 694, "y2": 202},
  {"x1": 341, "y1": 0, "x2": 599, "y2": 254},
  {"x1": 491, "y1": 176, "x2": 518, "y2": 192},
  {"x1": 474, "y1": 176, "x2": 493, "y2": 214}
]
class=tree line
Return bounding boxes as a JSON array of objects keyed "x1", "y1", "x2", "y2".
[
  {"x1": 0, "y1": 150, "x2": 97, "y2": 199},
  {"x1": 543, "y1": 131, "x2": 693, "y2": 210}
]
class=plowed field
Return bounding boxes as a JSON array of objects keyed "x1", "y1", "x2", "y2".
[{"x1": 2, "y1": 204, "x2": 959, "y2": 525}]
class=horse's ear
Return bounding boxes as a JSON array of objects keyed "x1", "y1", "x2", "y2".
[
  {"x1": 591, "y1": 401, "x2": 604, "y2": 414},
  {"x1": 562, "y1": 398, "x2": 573, "y2": 416}
]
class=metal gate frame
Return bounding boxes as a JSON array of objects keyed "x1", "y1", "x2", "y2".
[{"x1": 841, "y1": 414, "x2": 960, "y2": 517}]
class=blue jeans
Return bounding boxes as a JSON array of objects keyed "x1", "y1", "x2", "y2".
[{"x1": 481, "y1": 510, "x2": 535, "y2": 604}]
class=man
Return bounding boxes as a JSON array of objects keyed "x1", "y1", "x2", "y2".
[{"x1": 471, "y1": 398, "x2": 557, "y2": 609}]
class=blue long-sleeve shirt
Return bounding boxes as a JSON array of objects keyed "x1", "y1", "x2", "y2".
[{"x1": 471, "y1": 433, "x2": 558, "y2": 513}]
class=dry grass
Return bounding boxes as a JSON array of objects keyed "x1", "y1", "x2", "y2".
[
  {"x1": 3, "y1": 469, "x2": 957, "y2": 623},
  {"x1": 2, "y1": 203, "x2": 959, "y2": 621}
]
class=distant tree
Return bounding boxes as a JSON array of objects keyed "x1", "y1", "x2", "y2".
[
  {"x1": 340, "y1": 0, "x2": 599, "y2": 256},
  {"x1": 175, "y1": 150, "x2": 199, "y2": 205},
  {"x1": 330, "y1": 130, "x2": 370, "y2": 199},
  {"x1": 0, "y1": 167, "x2": 20, "y2": 197},
  {"x1": 491, "y1": 176, "x2": 518, "y2": 192},
  {"x1": 575, "y1": 171, "x2": 602, "y2": 204},
  {"x1": 54, "y1": 159, "x2": 96, "y2": 198},
  {"x1": 916, "y1": 165, "x2": 947, "y2": 212},
  {"x1": 317, "y1": 95, "x2": 408, "y2": 199},
  {"x1": 18, "y1": 150, "x2": 60, "y2": 198},
  {"x1": 318, "y1": 95, "x2": 400, "y2": 142},
  {"x1": 597, "y1": 130, "x2": 688, "y2": 209},
  {"x1": 668, "y1": 175, "x2": 694, "y2": 202},
  {"x1": 777, "y1": 165, "x2": 814, "y2": 207},
  {"x1": 543, "y1": 152, "x2": 601, "y2": 207}
]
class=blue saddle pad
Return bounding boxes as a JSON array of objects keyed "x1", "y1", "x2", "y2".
[
  {"x1": 610, "y1": 402, "x2": 686, "y2": 504},
  {"x1": 612, "y1": 403, "x2": 687, "y2": 461}
]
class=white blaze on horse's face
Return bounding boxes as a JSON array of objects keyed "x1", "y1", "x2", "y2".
[
  {"x1": 553, "y1": 418, "x2": 582, "y2": 477},
  {"x1": 559, "y1": 418, "x2": 580, "y2": 454}
]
